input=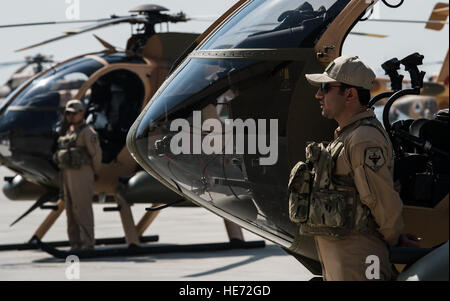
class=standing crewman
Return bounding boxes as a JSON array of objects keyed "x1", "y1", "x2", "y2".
[
  {"x1": 55, "y1": 99, "x2": 102, "y2": 250},
  {"x1": 288, "y1": 55, "x2": 419, "y2": 280}
]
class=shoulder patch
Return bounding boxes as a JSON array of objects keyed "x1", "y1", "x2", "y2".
[
  {"x1": 90, "y1": 133, "x2": 99, "y2": 145},
  {"x1": 364, "y1": 147, "x2": 385, "y2": 171}
]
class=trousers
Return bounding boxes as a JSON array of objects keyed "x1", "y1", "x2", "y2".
[{"x1": 63, "y1": 165, "x2": 95, "y2": 250}]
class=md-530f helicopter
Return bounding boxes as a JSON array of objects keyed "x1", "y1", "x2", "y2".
[
  {"x1": 127, "y1": 0, "x2": 449, "y2": 280},
  {"x1": 0, "y1": 4, "x2": 265, "y2": 256}
]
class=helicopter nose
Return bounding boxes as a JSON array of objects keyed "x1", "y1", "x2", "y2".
[
  {"x1": 127, "y1": 83, "x2": 304, "y2": 250},
  {"x1": 126, "y1": 57, "x2": 300, "y2": 249},
  {"x1": 128, "y1": 107, "x2": 252, "y2": 207},
  {"x1": 127, "y1": 46, "x2": 338, "y2": 250},
  {"x1": 0, "y1": 99, "x2": 60, "y2": 183}
]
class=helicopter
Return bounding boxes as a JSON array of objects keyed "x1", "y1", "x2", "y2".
[
  {"x1": 126, "y1": 0, "x2": 449, "y2": 280},
  {"x1": 0, "y1": 4, "x2": 266, "y2": 255},
  {"x1": 0, "y1": 54, "x2": 55, "y2": 103}
]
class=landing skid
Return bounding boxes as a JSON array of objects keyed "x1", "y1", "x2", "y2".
[
  {"x1": 3, "y1": 197, "x2": 263, "y2": 259},
  {"x1": 38, "y1": 239, "x2": 266, "y2": 259},
  {"x1": 0, "y1": 235, "x2": 159, "y2": 251}
]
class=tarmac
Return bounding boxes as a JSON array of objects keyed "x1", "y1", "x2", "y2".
[{"x1": 0, "y1": 166, "x2": 314, "y2": 281}]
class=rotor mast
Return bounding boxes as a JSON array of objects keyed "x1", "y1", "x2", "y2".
[{"x1": 126, "y1": 4, "x2": 188, "y2": 55}]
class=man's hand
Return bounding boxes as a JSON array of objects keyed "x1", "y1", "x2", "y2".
[{"x1": 397, "y1": 233, "x2": 422, "y2": 248}]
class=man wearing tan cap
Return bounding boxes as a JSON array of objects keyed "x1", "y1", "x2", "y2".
[
  {"x1": 54, "y1": 99, "x2": 102, "y2": 250},
  {"x1": 298, "y1": 55, "x2": 414, "y2": 280}
]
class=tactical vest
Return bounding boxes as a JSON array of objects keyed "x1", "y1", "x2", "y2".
[
  {"x1": 288, "y1": 117, "x2": 390, "y2": 238},
  {"x1": 54, "y1": 124, "x2": 92, "y2": 170}
]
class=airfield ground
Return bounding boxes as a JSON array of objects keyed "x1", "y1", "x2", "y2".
[{"x1": 0, "y1": 167, "x2": 313, "y2": 281}]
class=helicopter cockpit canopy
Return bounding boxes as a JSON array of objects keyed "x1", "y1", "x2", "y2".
[
  {"x1": 200, "y1": 0, "x2": 347, "y2": 49},
  {"x1": 0, "y1": 52, "x2": 146, "y2": 184},
  {"x1": 128, "y1": 0, "x2": 350, "y2": 250},
  {"x1": 0, "y1": 57, "x2": 103, "y2": 132}
]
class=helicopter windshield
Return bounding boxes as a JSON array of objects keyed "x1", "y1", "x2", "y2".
[
  {"x1": 0, "y1": 56, "x2": 103, "y2": 138},
  {"x1": 0, "y1": 53, "x2": 146, "y2": 184},
  {"x1": 200, "y1": 0, "x2": 349, "y2": 49},
  {"x1": 5, "y1": 57, "x2": 103, "y2": 110},
  {"x1": 131, "y1": 58, "x2": 288, "y2": 243},
  {"x1": 129, "y1": 50, "x2": 337, "y2": 249}
]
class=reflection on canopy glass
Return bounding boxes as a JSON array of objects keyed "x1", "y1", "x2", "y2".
[
  {"x1": 8, "y1": 57, "x2": 103, "y2": 108},
  {"x1": 200, "y1": 0, "x2": 348, "y2": 49},
  {"x1": 132, "y1": 56, "x2": 310, "y2": 245}
]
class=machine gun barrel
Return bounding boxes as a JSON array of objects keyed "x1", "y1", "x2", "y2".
[{"x1": 392, "y1": 128, "x2": 449, "y2": 158}]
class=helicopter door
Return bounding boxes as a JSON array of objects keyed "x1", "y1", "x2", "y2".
[{"x1": 82, "y1": 69, "x2": 144, "y2": 163}]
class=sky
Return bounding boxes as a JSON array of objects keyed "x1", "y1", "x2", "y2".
[
  {"x1": 0, "y1": 0, "x2": 448, "y2": 84},
  {"x1": 344, "y1": 0, "x2": 449, "y2": 77}
]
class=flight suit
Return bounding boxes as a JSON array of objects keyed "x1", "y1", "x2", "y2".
[
  {"x1": 314, "y1": 109, "x2": 404, "y2": 281},
  {"x1": 61, "y1": 122, "x2": 102, "y2": 250}
]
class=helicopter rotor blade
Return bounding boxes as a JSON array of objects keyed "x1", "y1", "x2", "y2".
[
  {"x1": 186, "y1": 15, "x2": 220, "y2": 22},
  {"x1": 186, "y1": 17, "x2": 217, "y2": 22},
  {"x1": 62, "y1": 15, "x2": 147, "y2": 34},
  {"x1": 426, "y1": 3, "x2": 449, "y2": 31},
  {"x1": 0, "y1": 18, "x2": 112, "y2": 29},
  {"x1": 433, "y1": 7, "x2": 449, "y2": 15},
  {"x1": 349, "y1": 31, "x2": 388, "y2": 38},
  {"x1": 365, "y1": 19, "x2": 449, "y2": 25},
  {"x1": 0, "y1": 60, "x2": 27, "y2": 67},
  {"x1": 15, "y1": 15, "x2": 147, "y2": 52},
  {"x1": 0, "y1": 54, "x2": 56, "y2": 70}
]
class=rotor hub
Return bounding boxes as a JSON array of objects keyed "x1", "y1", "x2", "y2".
[{"x1": 129, "y1": 4, "x2": 169, "y2": 15}]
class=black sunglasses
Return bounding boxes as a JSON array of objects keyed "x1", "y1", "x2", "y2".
[
  {"x1": 65, "y1": 111, "x2": 77, "y2": 116},
  {"x1": 320, "y1": 83, "x2": 342, "y2": 94}
]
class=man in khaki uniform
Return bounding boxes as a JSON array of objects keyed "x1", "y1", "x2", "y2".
[
  {"x1": 302, "y1": 56, "x2": 414, "y2": 280},
  {"x1": 55, "y1": 100, "x2": 102, "y2": 250}
]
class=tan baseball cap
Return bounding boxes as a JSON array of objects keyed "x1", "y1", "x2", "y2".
[
  {"x1": 305, "y1": 55, "x2": 376, "y2": 90},
  {"x1": 65, "y1": 99, "x2": 84, "y2": 113}
]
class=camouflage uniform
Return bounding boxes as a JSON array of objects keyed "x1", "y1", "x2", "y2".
[
  {"x1": 291, "y1": 55, "x2": 405, "y2": 280},
  {"x1": 314, "y1": 109, "x2": 403, "y2": 280},
  {"x1": 56, "y1": 108, "x2": 102, "y2": 250}
]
